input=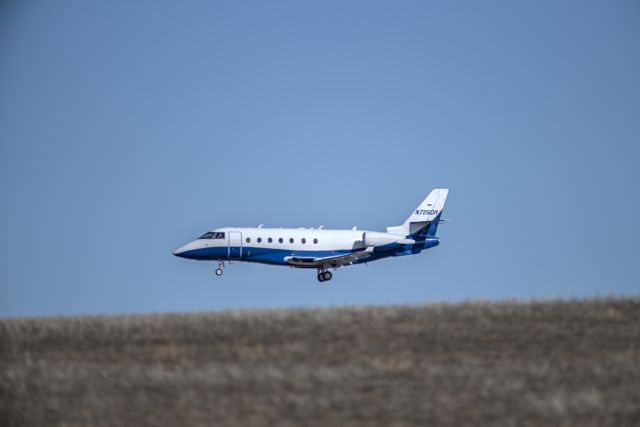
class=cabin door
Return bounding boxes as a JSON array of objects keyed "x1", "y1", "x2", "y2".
[{"x1": 228, "y1": 231, "x2": 242, "y2": 260}]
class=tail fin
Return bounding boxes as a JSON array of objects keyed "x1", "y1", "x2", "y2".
[{"x1": 387, "y1": 189, "x2": 449, "y2": 238}]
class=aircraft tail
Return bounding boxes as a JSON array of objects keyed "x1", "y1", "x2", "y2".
[{"x1": 387, "y1": 189, "x2": 449, "y2": 238}]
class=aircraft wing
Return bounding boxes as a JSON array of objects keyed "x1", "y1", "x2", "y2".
[{"x1": 284, "y1": 246, "x2": 374, "y2": 268}]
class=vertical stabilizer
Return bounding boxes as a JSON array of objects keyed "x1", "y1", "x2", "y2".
[{"x1": 387, "y1": 189, "x2": 449, "y2": 237}]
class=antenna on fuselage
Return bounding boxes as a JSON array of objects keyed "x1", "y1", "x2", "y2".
[{"x1": 258, "y1": 224, "x2": 264, "y2": 229}]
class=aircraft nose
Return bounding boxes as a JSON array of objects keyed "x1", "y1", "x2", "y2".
[{"x1": 173, "y1": 244, "x2": 190, "y2": 258}]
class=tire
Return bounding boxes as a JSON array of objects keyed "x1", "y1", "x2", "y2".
[
  {"x1": 317, "y1": 273, "x2": 325, "y2": 282},
  {"x1": 322, "y1": 271, "x2": 332, "y2": 281},
  {"x1": 215, "y1": 268, "x2": 223, "y2": 276}
]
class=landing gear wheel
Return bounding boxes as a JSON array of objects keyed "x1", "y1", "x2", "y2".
[
  {"x1": 214, "y1": 259, "x2": 225, "y2": 277},
  {"x1": 317, "y1": 273, "x2": 325, "y2": 282},
  {"x1": 322, "y1": 271, "x2": 332, "y2": 282}
]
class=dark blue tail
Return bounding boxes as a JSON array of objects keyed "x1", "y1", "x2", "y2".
[{"x1": 410, "y1": 213, "x2": 443, "y2": 240}]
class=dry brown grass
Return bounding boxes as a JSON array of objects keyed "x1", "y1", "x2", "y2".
[{"x1": 1, "y1": 298, "x2": 639, "y2": 426}]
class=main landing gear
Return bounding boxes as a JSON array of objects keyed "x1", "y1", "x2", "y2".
[
  {"x1": 317, "y1": 270, "x2": 333, "y2": 282},
  {"x1": 215, "y1": 259, "x2": 225, "y2": 276}
]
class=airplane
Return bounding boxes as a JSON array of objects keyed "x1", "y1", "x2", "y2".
[{"x1": 173, "y1": 189, "x2": 449, "y2": 282}]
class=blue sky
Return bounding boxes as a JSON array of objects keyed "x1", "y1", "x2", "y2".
[{"x1": 1, "y1": 1, "x2": 639, "y2": 317}]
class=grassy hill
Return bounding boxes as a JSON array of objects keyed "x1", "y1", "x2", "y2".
[{"x1": 1, "y1": 298, "x2": 639, "y2": 426}]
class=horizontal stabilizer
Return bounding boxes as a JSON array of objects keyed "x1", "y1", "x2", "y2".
[{"x1": 397, "y1": 238, "x2": 416, "y2": 245}]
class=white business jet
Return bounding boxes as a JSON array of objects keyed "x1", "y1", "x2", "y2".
[{"x1": 174, "y1": 189, "x2": 448, "y2": 282}]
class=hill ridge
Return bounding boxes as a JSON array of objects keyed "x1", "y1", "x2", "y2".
[{"x1": 1, "y1": 298, "x2": 639, "y2": 426}]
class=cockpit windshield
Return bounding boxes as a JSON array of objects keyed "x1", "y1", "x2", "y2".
[{"x1": 198, "y1": 231, "x2": 225, "y2": 239}]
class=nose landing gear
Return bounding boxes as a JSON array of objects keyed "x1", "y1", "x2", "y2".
[
  {"x1": 215, "y1": 259, "x2": 225, "y2": 277},
  {"x1": 317, "y1": 270, "x2": 333, "y2": 282}
]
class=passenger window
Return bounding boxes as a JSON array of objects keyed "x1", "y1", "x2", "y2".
[
  {"x1": 301, "y1": 238, "x2": 306, "y2": 244},
  {"x1": 313, "y1": 238, "x2": 318, "y2": 244},
  {"x1": 289, "y1": 238, "x2": 294, "y2": 244},
  {"x1": 268, "y1": 237, "x2": 273, "y2": 243},
  {"x1": 257, "y1": 237, "x2": 262, "y2": 243},
  {"x1": 246, "y1": 237, "x2": 251, "y2": 243},
  {"x1": 278, "y1": 238, "x2": 283, "y2": 243}
]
